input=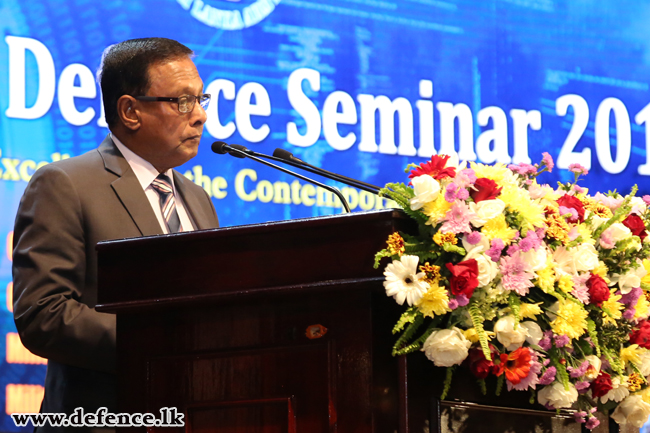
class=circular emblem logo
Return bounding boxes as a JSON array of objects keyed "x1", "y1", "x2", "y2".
[{"x1": 177, "y1": 0, "x2": 281, "y2": 31}]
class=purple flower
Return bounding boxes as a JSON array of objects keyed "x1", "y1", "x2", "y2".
[
  {"x1": 466, "y1": 231, "x2": 482, "y2": 245},
  {"x1": 585, "y1": 417, "x2": 600, "y2": 430},
  {"x1": 445, "y1": 183, "x2": 458, "y2": 202},
  {"x1": 455, "y1": 294, "x2": 470, "y2": 307},
  {"x1": 553, "y1": 334, "x2": 570, "y2": 348},
  {"x1": 539, "y1": 367, "x2": 556, "y2": 385},
  {"x1": 620, "y1": 286, "x2": 642, "y2": 306},
  {"x1": 456, "y1": 188, "x2": 469, "y2": 200},
  {"x1": 568, "y1": 163, "x2": 588, "y2": 175},
  {"x1": 569, "y1": 360, "x2": 590, "y2": 378},
  {"x1": 623, "y1": 308, "x2": 636, "y2": 320},
  {"x1": 508, "y1": 163, "x2": 538, "y2": 175},
  {"x1": 506, "y1": 244, "x2": 520, "y2": 256},
  {"x1": 542, "y1": 152, "x2": 554, "y2": 172},
  {"x1": 448, "y1": 298, "x2": 459, "y2": 310},
  {"x1": 454, "y1": 168, "x2": 477, "y2": 188},
  {"x1": 571, "y1": 274, "x2": 590, "y2": 304},
  {"x1": 538, "y1": 331, "x2": 552, "y2": 351},
  {"x1": 486, "y1": 238, "x2": 505, "y2": 262},
  {"x1": 575, "y1": 381, "x2": 591, "y2": 393},
  {"x1": 574, "y1": 411, "x2": 587, "y2": 423}
]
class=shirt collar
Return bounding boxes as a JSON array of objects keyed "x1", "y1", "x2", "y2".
[{"x1": 111, "y1": 133, "x2": 175, "y2": 190}]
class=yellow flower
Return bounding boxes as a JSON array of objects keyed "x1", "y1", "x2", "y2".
[
  {"x1": 602, "y1": 290, "x2": 624, "y2": 325},
  {"x1": 433, "y1": 232, "x2": 457, "y2": 246},
  {"x1": 592, "y1": 261, "x2": 610, "y2": 281},
  {"x1": 481, "y1": 214, "x2": 518, "y2": 244},
  {"x1": 628, "y1": 373, "x2": 644, "y2": 392},
  {"x1": 576, "y1": 223, "x2": 595, "y2": 245},
  {"x1": 470, "y1": 161, "x2": 511, "y2": 184},
  {"x1": 499, "y1": 185, "x2": 546, "y2": 232},
  {"x1": 386, "y1": 232, "x2": 405, "y2": 256},
  {"x1": 558, "y1": 274, "x2": 574, "y2": 293},
  {"x1": 634, "y1": 294, "x2": 650, "y2": 321},
  {"x1": 416, "y1": 282, "x2": 450, "y2": 318},
  {"x1": 464, "y1": 328, "x2": 494, "y2": 343},
  {"x1": 422, "y1": 194, "x2": 453, "y2": 226},
  {"x1": 536, "y1": 261, "x2": 556, "y2": 293},
  {"x1": 621, "y1": 344, "x2": 644, "y2": 368},
  {"x1": 550, "y1": 299, "x2": 588, "y2": 340},
  {"x1": 519, "y1": 302, "x2": 543, "y2": 319}
]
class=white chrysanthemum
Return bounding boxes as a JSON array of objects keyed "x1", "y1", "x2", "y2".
[
  {"x1": 409, "y1": 176, "x2": 441, "y2": 210},
  {"x1": 600, "y1": 376, "x2": 629, "y2": 404},
  {"x1": 383, "y1": 255, "x2": 428, "y2": 306}
]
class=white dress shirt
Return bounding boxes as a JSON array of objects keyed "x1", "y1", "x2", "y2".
[{"x1": 111, "y1": 134, "x2": 195, "y2": 234}]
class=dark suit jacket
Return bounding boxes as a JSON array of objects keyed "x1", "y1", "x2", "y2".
[{"x1": 12, "y1": 136, "x2": 219, "y2": 430}]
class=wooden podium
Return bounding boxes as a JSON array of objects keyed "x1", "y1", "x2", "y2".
[{"x1": 96, "y1": 210, "x2": 625, "y2": 433}]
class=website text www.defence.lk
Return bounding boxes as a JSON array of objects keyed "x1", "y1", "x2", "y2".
[{"x1": 11, "y1": 407, "x2": 184, "y2": 428}]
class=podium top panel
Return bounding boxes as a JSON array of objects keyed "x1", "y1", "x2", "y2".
[{"x1": 96, "y1": 209, "x2": 414, "y2": 312}]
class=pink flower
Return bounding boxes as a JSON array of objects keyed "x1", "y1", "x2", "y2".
[
  {"x1": 594, "y1": 192, "x2": 623, "y2": 210},
  {"x1": 466, "y1": 231, "x2": 482, "y2": 245},
  {"x1": 585, "y1": 416, "x2": 600, "y2": 430},
  {"x1": 542, "y1": 152, "x2": 554, "y2": 172},
  {"x1": 440, "y1": 202, "x2": 475, "y2": 234},
  {"x1": 568, "y1": 163, "x2": 588, "y2": 175},
  {"x1": 508, "y1": 163, "x2": 538, "y2": 175},
  {"x1": 499, "y1": 253, "x2": 535, "y2": 295},
  {"x1": 454, "y1": 168, "x2": 476, "y2": 188},
  {"x1": 571, "y1": 274, "x2": 590, "y2": 304},
  {"x1": 599, "y1": 230, "x2": 615, "y2": 249},
  {"x1": 572, "y1": 184, "x2": 586, "y2": 194}
]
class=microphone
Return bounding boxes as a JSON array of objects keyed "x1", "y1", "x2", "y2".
[
  {"x1": 211, "y1": 141, "x2": 245, "y2": 158},
  {"x1": 213, "y1": 143, "x2": 380, "y2": 194},
  {"x1": 272, "y1": 148, "x2": 381, "y2": 194},
  {"x1": 211, "y1": 141, "x2": 351, "y2": 213}
]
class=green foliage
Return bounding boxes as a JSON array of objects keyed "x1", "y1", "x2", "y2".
[
  {"x1": 392, "y1": 312, "x2": 425, "y2": 356},
  {"x1": 495, "y1": 374, "x2": 504, "y2": 396},
  {"x1": 508, "y1": 292, "x2": 521, "y2": 326},
  {"x1": 374, "y1": 249, "x2": 394, "y2": 269},
  {"x1": 469, "y1": 303, "x2": 492, "y2": 360},
  {"x1": 440, "y1": 366, "x2": 455, "y2": 400},
  {"x1": 477, "y1": 378, "x2": 487, "y2": 396},
  {"x1": 392, "y1": 307, "x2": 419, "y2": 334},
  {"x1": 379, "y1": 183, "x2": 429, "y2": 226},
  {"x1": 587, "y1": 319, "x2": 601, "y2": 357}
]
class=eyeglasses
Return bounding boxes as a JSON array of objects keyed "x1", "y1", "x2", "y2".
[{"x1": 135, "y1": 94, "x2": 211, "y2": 113}]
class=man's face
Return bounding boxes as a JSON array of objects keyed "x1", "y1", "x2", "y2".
[{"x1": 135, "y1": 56, "x2": 207, "y2": 172}]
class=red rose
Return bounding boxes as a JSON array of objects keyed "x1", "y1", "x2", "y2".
[
  {"x1": 630, "y1": 320, "x2": 650, "y2": 349},
  {"x1": 467, "y1": 345, "x2": 497, "y2": 379},
  {"x1": 586, "y1": 274, "x2": 610, "y2": 307},
  {"x1": 556, "y1": 194, "x2": 585, "y2": 223},
  {"x1": 445, "y1": 259, "x2": 479, "y2": 298},
  {"x1": 408, "y1": 155, "x2": 456, "y2": 181},
  {"x1": 622, "y1": 214, "x2": 648, "y2": 242},
  {"x1": 470, "y1": 178, "x2": 502, "y2": 203},
  {"x1": 591, "y1": 372, "x2": 613, "y2": 398}
]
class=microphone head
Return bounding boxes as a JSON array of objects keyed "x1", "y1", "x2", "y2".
[
  {"x1": 211, "y1": 141, "x2": 228, "y2": 154},
  {"x1": 273, "y1": 148, "x2": 301, "y2": 162},
  {"x1": 229, "y1": 144, "x2": 249, "y2": 153}
]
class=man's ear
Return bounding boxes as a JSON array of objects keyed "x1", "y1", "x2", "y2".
[{"x1": 116, "y1": 96, "x2": 140, "y2": 131}]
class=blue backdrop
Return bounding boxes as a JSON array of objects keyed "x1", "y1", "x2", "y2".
[{"x1": 1, "y1": 0, "x2": 650, "y2": 430}]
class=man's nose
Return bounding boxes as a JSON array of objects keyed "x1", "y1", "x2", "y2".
[{"x1": 191, "y1": 102, "x2": 208, "y2": 126}]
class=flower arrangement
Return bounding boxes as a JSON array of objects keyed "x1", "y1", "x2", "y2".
[{"x1": 375, "y1": 153, "x2": 650, "y2": 429}]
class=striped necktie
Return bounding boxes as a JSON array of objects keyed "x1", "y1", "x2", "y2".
[{"x1": 151, "y1": 173, "x2": 181, "y2": 233}]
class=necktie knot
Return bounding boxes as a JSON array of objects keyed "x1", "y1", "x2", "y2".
[{"x1": 152, "y1": 173, "x2": 181, "y2": 233}]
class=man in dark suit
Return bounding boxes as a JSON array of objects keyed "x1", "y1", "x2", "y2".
[{"x1": 11, "y1": 38, "x2": 220, "y2": 431}]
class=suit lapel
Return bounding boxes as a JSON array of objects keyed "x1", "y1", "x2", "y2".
[
  {"x1": 173, "y1": 171, "x2": 212, "y2": 230},
  {"x1": 98, "y1": 136, "x2": 164, "y2": 237}
]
